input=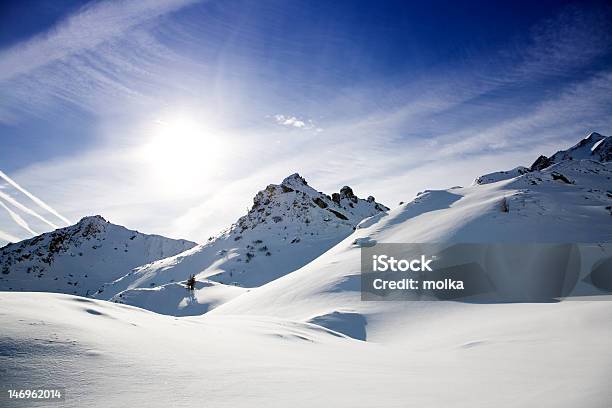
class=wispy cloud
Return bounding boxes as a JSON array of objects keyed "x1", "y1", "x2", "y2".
[
  {"x1": 0, "y1": 0, "x2": 202, "y2": 124},
  {"x1": 0, "y1": 0, "x2": 199, "y2": 82},
  {"x1": 510, "y1": 6, "x2": 612, "y2": 78}
]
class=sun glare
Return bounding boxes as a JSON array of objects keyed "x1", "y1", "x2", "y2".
[{"x1": 140, "y1": 116, "x2": 229, "y2": 194}]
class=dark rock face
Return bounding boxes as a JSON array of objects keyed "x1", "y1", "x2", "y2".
[
  {"x1": 551, "y1": 172, "x2": 573, "y2": 184},
  {"x1": 530, "y1": 155, "x2": 553, "y2": 171},
  {"x1": 340, "y1": 186, "x2": 354, "y2": 198},
  {"x1": 281, "y1": 185, "x2": 294, "y2": 193},
  {"x1": 327, "y1": 209, "x2": 349, "y2": 220},
  {"x1": 340, "y1": 186, "x2": 358, "y2": 204},
  {"x1": 593, "y1": 137, "x2": 612, "y2": 162},
  {"x1": 312, "y1": 197, "x2": 328, "y2": 209}
]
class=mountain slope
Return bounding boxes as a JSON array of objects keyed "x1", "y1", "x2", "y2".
[
  {"x1": 0, "y1": 215, "x2": 196, "y2": 296},
  {"x1": 530, "y1": 131, "x2": 611, "y2": 170},
  {"x1": 210, "y1": 138, "x2": 612, "y2": 341},
  {"x1": 95, "y1": 174, "x2": 388, "y2": 309}
]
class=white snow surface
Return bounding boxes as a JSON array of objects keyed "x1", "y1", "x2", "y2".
[
  {"x1": 2, "y1": 135, "x2": 612, "y2": 407},
  {"x1": 2, "y1": 291, "x2": 611, "y2": 407},
  {"x1": 473, "y1": 166, "x2": 530, "y2": 185},
  {"x1": 109, "y1": 278, "x2": 246, "y2": 316}
]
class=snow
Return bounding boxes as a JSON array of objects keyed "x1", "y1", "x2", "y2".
[
  {"x1": 2, "y1": 134, "x2": 612, "y2": 407},
  {"x1": 2, "y1": 292, "x2": 612, "y2": 407},
  {"x1": 109, "y1": 278, "x2": 246, "y2": 316},
  {"x1": 0, "y1": 215, "x2": 196, "y2": 296},
  {"x1": 473, "y1": 166, "x2": 530, "y2": 185},
  {"x1": 94, "y1": 173, "x2": 388, "y2": 313},
  {"x1": 531, "y1": 132, "x2": 611, "y2": 170}
]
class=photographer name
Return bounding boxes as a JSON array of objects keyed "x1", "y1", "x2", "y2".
[{"x1": 371, "y1": 255, "x2": 464, "y2": 291}]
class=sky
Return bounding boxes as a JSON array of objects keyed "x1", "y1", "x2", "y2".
[{"x1": 1, "y1": 0, "x2": 611, "y2": 245}]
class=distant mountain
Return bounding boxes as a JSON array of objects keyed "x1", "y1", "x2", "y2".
[
  {"x1": 475, "y1": 131, "x2": 611, "y2": 185},
  {"x1": 0, "y1": 215, "x2": 196, "y2": 296},
  {"x1": 530, "y1": 131, "x2": 611, "y2": 171},
  {"x1": 96, "y1": 173, "x2": 388, "y2": 311}
]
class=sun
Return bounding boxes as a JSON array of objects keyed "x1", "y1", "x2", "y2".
[{"x1": 139, "y1": 115, "x2": 228, "y2": 194}]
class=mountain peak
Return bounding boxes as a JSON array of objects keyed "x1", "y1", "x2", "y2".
[
  {"x1": 239, "y1": 174, "x2": 388, "y2": 236},
  {"x1": 77, "y1": 215, "x2": 107, "y2": 225},
  {"x1": 584, "y1": 131, "x2": 604, "y2": 141},
  {"x1": 281, "y1": 173, "x2": 308, "y2": 187},
  {"x1": 530, "y1": 131, "x2": 610, "y2": 171},
  {"x1": 477, "y1": 132, "x2": 611, "y2": 184}
]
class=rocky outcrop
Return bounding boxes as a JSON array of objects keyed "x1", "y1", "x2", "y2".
[
  {"x1": 236, "y1": 173, "x2": 388, "y2": 234},
  {"x1": 530, "y1": 155, "x2": 553, "y2": 171}
]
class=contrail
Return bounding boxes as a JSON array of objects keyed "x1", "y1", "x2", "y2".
[
  {"x1": 0, "y1": 229, "x2": 20, "y2": 243},
  {"x1": 0, "y1": 190, "x2": 59, "y2": 229},
  {"x1": 0, "y1": 200, "x2": 38, "y2": 236},
  {"x1": 0, "y1": 169, "x2": 71, "y2": 225}
]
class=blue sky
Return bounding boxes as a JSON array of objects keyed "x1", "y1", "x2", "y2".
[{"x1": 1, "y1": 0, "x2": 611, "y2": 244}]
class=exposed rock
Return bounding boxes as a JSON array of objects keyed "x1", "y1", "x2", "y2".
[
  {"x1": 551, "y1": 172, "x2": 573, "y2": 184},
  {"x1": 312, "y1": 197, "x2": 328, "y2": 209},
  {"x1": 327, "y1": 209, "x2": 349, "y2": 220},
  {"x1": 530, "y1": 155, "x2": 552, "y2": 171}
]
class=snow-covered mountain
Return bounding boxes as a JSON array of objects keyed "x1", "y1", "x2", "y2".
[
  {"x1": 2, "y1": 132, "x2": 612, "y2": 408},
  {"x1": 530, "y1": 131, "x2": 611, "y2": 170},
  {"x1": 475, "y1": 132, "x2": 612, "y2": 185},
  {"x1": 96, "y1": 173, "x2": 388, "y2": 312},
  {"x1": 0, "y1": 215, "x2": 196, "y2": 296},
  {"x1": 210, "y1": 134, "x2": 612, "y2": 340}
]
